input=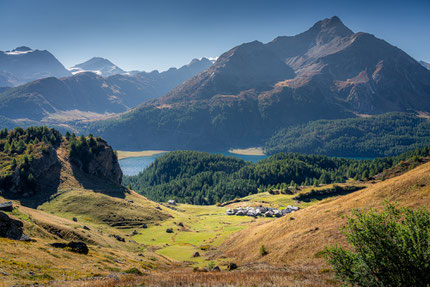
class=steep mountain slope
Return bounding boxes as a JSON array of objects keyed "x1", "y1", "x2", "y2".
[
  {"x1": 0, "y1": 58, "x2": 213, "y2": 122},
  {"x1": 89, "y1": 17, "x2": 430, "y2": 151},
  {"x1": 219, "y1": 159, "x2": 430, "y2": 266},
  {"x1": 264, "y1": 112, "x2": 430, "y2": 157},
  {"x1": 70, "y1": 57, "x2": 126, "y2": 76},
  {"x1": 0, "y1": 46, "x2": 71, "y2": 87}
]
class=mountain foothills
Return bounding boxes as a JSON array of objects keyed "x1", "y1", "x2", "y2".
[
  {"x1": 88, "y1": 16, "x2": 430, "y2": 151},
  {"x1": 0, "y1": 46, "x2": 71, "y2": 87},
  {"x1": 264, "y1": 112, "x2": 430, "y2": 157},
  {"x1": 0, "y1": 57, "x2": 212, "y2": 123},
  {"x1": 124, "y1": 147, "x2": 430, "y2": 205}
]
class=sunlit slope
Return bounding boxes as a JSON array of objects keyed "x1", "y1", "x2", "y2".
[{"x1": 220, "y1": 161, "x2": 430, "y2": 265}]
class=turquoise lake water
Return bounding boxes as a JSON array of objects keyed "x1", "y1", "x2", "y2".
[{"x1": 119, "y1": 151, "x2": 269, "y2": 176}]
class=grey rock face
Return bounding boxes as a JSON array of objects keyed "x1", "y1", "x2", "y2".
[{"x1": 0, "y1": 211, "x2": 30, "y2": 241}]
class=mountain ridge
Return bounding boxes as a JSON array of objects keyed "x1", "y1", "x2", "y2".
[
  {"x1": 0, "y1": 57, "x2": 213, "y2": 123},
  {"x1": 0, "y1": 47, "x2": 71, "y2": 87},
  {"x1": 89, "y1": 16, "x2": 430, "y2": 151}
]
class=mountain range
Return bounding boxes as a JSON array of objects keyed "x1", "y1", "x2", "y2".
[
  {"x1": 88, "y1": 16, "x2": 430, "y2": 150},
  {"x1": 0, "y1": 57, "x2": 213, "y2": 122},
  {"x1": 0, "y1": 46, "x2": 71, "y2": 87}
]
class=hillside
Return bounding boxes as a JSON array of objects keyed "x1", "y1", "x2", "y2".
[
  {"x1": 219, "y1": 159, "x2": 430, "y2": 266},
  {"x1": 87, "y1": 16, "x2": 430, "y2": 151},
  {"x1": 264, "y1": 112, "x2": 430, "y2": 156},
  {"x1": 0, "y1": 57, "x2": 213, "y2": 124},
  {"x1": 0, "y1": 127, "x2": 176, "y2": 285},
  {"x1": 124, "y1": 148, "x2": 430, "y2": 205},
  {"x1": 0, "y1": 46, "x2": 71, "y2": 87}
]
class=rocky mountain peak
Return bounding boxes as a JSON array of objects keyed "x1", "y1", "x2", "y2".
[
  {"x1": 309, "y1": 16, "x2": 353, "y2": 37},
  {"x1": 12, "y1": 46, "x2": 32, "y2": 52}
]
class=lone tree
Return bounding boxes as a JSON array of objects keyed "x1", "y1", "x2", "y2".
[{"x1": 325, "y1": 203, "x2": 430, "y2": 287}]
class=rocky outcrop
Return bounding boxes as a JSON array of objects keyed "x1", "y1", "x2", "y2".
[
  {"x1": 0, "y1": 211, "x2": 30, "y2": 241},
  {"x1": 50, "y1": 241, "x2": 89, "y2": 254},
  {"x1": 0, "y1": 201, "x2": 13, "y2": 212},
  {"x1": 8, "y1": 146, "x2": 58, "y2": 196},
  {"x1": 86, "y1": 140, "x2": 122, "y2": 185}
]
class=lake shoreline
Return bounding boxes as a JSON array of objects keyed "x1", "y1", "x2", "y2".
[{"x1": 116, "y1": 150, "x2": 168, "y2": 160}]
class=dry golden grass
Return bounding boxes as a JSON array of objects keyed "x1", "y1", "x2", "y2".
[
  {"x1": 220, "y1": 161, "x2": 430, "y2": 266},
  {"x1": 51, "y1": 266, "x2": 337, "y2": 287},
  {"x1": 2, "y1": 147, "x2": 430, "y2": 286}
]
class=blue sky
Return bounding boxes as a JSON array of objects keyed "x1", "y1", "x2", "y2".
[{"x1": 0, "y1": 0, "x2": 429, "y2": 71}]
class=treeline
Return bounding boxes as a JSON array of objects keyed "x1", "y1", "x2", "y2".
[
  {"x1": 264, "y1": 112, "x2": 430, "y2": 157},
  {"x1": 0, "y1": 126, "x2": 62, "y2": 191},
  {"x1": 124, "y1": 147, "x2": 430, "y2": 205}
]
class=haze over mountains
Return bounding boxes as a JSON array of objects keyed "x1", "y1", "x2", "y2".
[
  {"x1": 0, "y1": 57, "x2": 213, "y2": 122},
  {"x1": 89, "y1": 16, "x2": 430, "y2": 150}
]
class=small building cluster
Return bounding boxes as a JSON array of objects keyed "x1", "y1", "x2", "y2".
[{"x1": 225, "y1": 206, "x2": 299, "y2": 217}]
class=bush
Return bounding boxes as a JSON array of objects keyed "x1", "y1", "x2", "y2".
[
  {"x1": 260, "y1": 245, "x2": 268, "y2": 256},
  {"x1": 325, "y1": 203, "x2": 430, "y2": 286},
  {"x1": 124, "y1": 267, "x2": 143, "y2": 275}
]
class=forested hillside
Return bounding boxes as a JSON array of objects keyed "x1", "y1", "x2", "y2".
[
  {"x1": 264, "y1": 113, "x2": 430, "y2": 156},
  {"x1": 124, "y1": 147, "x2": 430, "y2": 205}
]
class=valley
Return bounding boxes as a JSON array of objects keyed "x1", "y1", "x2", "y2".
[{"x1": 1, "y1": 5, "x2": 430, "y2": 286}]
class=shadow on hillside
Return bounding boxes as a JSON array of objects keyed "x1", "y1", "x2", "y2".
[
  {"x1": 5, "y1": 162, "x2": 63, "y2": 208},
  {"x1": 70, "y1": 163, "x2": 127, "y2": 199},
  {"x1": 293, "y1": 185, "x2": 365, "y2": 202}
]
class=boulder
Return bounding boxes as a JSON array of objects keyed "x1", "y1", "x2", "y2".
[
  {"x1": 142, "y1": 223, "x2": 148, "y2": 229},
  {"x1": 68, "y1": 242, "x2": 89, "y2": 254},
  {"x1": 193, "y1": 252, "x2": 200, "y2": 257},
  {"x1": 0, "y1": 201, "x2": 13, "y2": 212},
  {"x1": 227, "y1": 262, "x2": 238, "y2": 271},
  {"x1": 212, "y1": 266, "x2": 221, "y2": 272},
  {"x1": 83, "y1": 226, "x2": 90, "y2": 230},
  {"x1": 50, "y1": 241, "x2": 89, "y2": 254},
  {"x1": 166, "y1": 228, "x2": 174, "y2": 233},
  {"x1": 110, "y1": 234, "x2": 125, "y2": 242},
  {"x1": 72, "y1": 217, "x2": 78, "y2": 222},
  {"x1": 0, "y1": 211, "x2": 30, "y2": 241},
  {"x1": 264, "y1": 211, "x2": 273, "y2": 217}
]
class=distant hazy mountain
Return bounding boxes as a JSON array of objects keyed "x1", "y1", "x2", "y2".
[
  {"x1": 0, "y1": 46, "x2": 71, "y2": 87},
  {"x1": 420, "y1": 60, "x2": 430, "y2": 70},
  {"x1": 88, "y1": 16, "x2": 430, "y2": 151},
  {"x1": 70, "y1": 57, "x2": 126, "y2": 76},
  {"x1": 0, "y1": 57, "x2": 213, "y2": 121}
]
